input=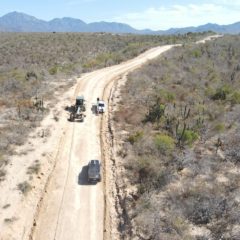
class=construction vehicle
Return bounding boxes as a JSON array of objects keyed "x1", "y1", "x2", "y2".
[
  {"x1": 76, "y1": 96, "x2": 86, "y2": 112},
  {"x1": 87, "y1": 160, "x2": 101, "y2": 183},
  {"x1": 69, "y1": 96, "x2": 86, "y2": 122}
]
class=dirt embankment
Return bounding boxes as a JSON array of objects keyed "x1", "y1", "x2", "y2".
[
  {"x1": 102, "y1": 35, "x2": 224, "y2": 240},
  {"x1": 102, "y1": 75, "x2": 129, "y2": 240}
]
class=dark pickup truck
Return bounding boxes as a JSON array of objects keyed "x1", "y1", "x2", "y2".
[{"x1": 87, "y1": 160, "x2": 101, "y2": 183}]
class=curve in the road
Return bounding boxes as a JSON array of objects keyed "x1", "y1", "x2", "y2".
[{"x1": 31, "y1": 45, "x2": 177, "y2": 240}]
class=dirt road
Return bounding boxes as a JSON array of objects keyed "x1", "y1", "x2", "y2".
[{"x1": 29, "y1": 45, "x2": 175, "y2": 240}]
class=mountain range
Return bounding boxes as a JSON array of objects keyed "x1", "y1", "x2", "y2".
[{"x1": 0, "y1": 12, "x2": 240, "y2": 34}]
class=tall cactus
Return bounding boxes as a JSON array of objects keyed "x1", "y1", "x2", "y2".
[
  {"x1": 182, "y1": 104, "x2": 191, "y2": 120},
  {"x1": 177, "y1": 122, "x2": 187, "y2": 146}
]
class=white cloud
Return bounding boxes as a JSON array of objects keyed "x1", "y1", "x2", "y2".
[
  {"x1": 112, "y1": 3, "x2": 240, "y2": 30},
  {"x1": 217, "y1": 0, "x2": 240, "y2": 6}
]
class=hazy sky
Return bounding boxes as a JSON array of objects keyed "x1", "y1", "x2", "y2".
[{"x1": 1, "y1": 0, "x2": 240, "y2": 30}]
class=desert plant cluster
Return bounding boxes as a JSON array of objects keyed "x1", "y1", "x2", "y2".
[
  {"x1": 0, "y1": 32, "x2": 210, "y2": 183},
  {"x1": 114, "y1": 35, "x2": 240, "y2": 239}
]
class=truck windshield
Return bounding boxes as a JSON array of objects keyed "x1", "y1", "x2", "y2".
[{"x1": 98, "y1": 103, "x2": 104, "y2": 107}]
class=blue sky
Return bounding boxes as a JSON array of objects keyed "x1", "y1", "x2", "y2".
[{"x1": 1, "y1": 0, "x2": 240, "y2": 30}]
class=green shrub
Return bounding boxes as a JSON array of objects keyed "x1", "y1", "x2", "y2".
[
  {"x1": 11, "y1": 69, "x2": 25, "y2": 81},
  {"x1": 214, "y1": 123, "x2": 225, "y2": 133},
  {"x1": 205, "y1": 87, "x2": 214, "y2": 97},
  {"x1": 137, "y1": 157, "x2": 150, "y2": 170},
  {"x1": 48, "y1": 66, "x2": 58, "y2": 75},
  {"x1": 154, "y1": 134, "x2": 175, "y2": 154},
  {"x1": 212, "y1": 85, "x2": 232, "y2": 100},
  {"x1": 191, "y1": 49, "x2": 202, "y2": 58},
  {"x1": 83, "y1": 59, "x2": 98, "y2": 69},
  {"x1": 230, "y1": 91, "x2": 240, "y2": 104},
  {"x1": 94, "y1": 53, "x2": 110, "y2": 67},
  {"x1": 159, "y1": 89, "x2": 175, "y2": 103},
  {"x1": 138, "y1": 183, "x2": 146, "y2": 195},
  {"x1": 128, "y1": 131, "x2": 143, "y2": 145},
  {"x1": 181, "y1": 130, "x2": 199, "y2": 146},
  {"x1": 145, "y1": 103, "x2": 165, "y2": 123}
]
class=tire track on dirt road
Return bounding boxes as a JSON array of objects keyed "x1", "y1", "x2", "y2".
[{"x1": 53, "y1": 121, "x2": 76, "y2": 240}]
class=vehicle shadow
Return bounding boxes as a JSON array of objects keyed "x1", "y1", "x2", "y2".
[
  {"x1": 91, "y1": 104, "x2": 98, "y2": 115},
  {"x1": 65, "y1": 105, "x2": 74, "y2": 122},
  {"x1": 65, "y1": 105, "x2": 75, "y2": 113},
  {"x1": 78, "y1": 165, "x2": 97, "y2": 185}
]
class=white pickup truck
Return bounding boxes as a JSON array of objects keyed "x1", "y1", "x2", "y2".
[{"x1": 97, "y1": 98, "x2": 105, "y2": 113}]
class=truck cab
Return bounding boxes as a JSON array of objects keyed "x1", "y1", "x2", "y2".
[
  {"x1": 97, "y1": 100, "x2": 105, "y2": 113},
  {"x1": 76, "y1": 96, "x2": 86, "y2": 112}
]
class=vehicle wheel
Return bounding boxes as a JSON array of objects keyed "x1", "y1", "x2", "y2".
[{"x1": 70, "y1": 113, "x2": 74, "y2": 122}]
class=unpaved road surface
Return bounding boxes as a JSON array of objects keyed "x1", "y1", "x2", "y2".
[{"x1": 31, "y1": 45, "x2": 175, "y2": 240}]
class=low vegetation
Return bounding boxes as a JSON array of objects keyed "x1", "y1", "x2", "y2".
[
  {"x1": 27, "y1": 160, "x2": 41, "y2": 175},
  {"x1": 0, "y1": 169, "x2": 6, "y2": 182},
  {"x1": 17, "y1": 181, "x2": 32, "y2": 195},
  {"x1": 0, "y1": 31, "x2": 211, "y2": 185},
  {"x1": 2, "y1": 204, "x2": 11, "y2": 209},
  {"x1": 114, "y1": 35, "x2": 240, "y2": 239},
  {"x1": 4, "y1": 217, "x2": 17, "y2": 224}
]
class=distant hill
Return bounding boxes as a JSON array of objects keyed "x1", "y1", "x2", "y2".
[
  {"x1": 0, "y1": 12, "x2": 240, "y2": 34},
  {"x1": 157, "y1": 22, "x2": 240, "y2": 35},
  {"x1": 0, "y1": 12, "x2": 140, "y2": 33}
]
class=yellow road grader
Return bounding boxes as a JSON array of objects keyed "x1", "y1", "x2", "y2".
[{"x1": 69, "y1": 96, "x2": 86, "y2": 122}]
